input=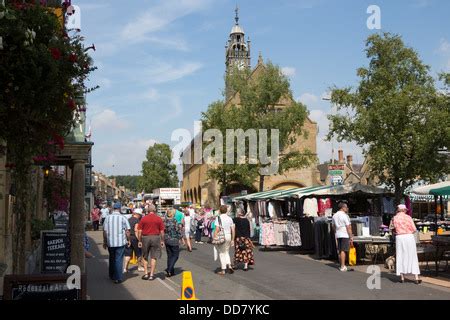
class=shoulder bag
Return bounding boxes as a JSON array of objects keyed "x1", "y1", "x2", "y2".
[{"x1": 212, "y1": 216, "x2": 226, "y2": 245}]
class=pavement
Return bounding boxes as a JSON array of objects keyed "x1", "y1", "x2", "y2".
[{"x1": 86, "y1": 231, "x2": 450, "y2": 300}]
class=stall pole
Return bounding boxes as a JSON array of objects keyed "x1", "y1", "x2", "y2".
[{"x1": 434, "y1": 195, "x2": 438, "y2": 276}]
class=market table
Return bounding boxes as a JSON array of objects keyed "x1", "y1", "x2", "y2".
[
  {"x1": 432, "y1": 235, "x2": 450, "y2": 275},
  {"x1": 352, "y1": 236, "x2": 394, "y2": 265}
]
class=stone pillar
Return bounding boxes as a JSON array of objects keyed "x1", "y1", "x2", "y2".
[{"x1": 70, "y1": 159, "x2": 86, "y2": 273}]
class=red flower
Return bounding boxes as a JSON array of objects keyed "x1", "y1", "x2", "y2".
[
  {"x1": 52, "y1": 134, "x2": 65, "y2": 150},
  {"x1": 67, "y1": 99, "x2": 76, "y2": 111},
  {"x1": 50, "y1": 48, "x2": 62, "y2": 60},
  {"x1": 69, "y1": 53, "x2": 77, "y2": 63},
  {"x1": 5, "y1": 163, "x2": 16, "y2": 169}
]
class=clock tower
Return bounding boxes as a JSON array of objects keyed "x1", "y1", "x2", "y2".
[{"x1": 225, "y1": 7, "x2": 251, "y2": 99}]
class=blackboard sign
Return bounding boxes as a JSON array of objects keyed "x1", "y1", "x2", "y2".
[
  {"x1": 41, "y1": 230, "x2": 70, "y2": 274},
  {"x1": 3, "y1": 274, "x2": 86, "y2": 300}
]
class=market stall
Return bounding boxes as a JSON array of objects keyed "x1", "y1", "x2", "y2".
[
  {"x1": 234, "y1": 183, "x2": 396, "y2": 263},
  {"x1": 411, "y1": 181, "x2": 450, "y2": 275}
]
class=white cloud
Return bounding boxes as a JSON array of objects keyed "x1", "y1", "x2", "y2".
[
  {"x1": 281, "y1": 67, "x2": 296, "y2": 77},
  {"x1": 149, "y1": 62, "x2": 203, "y2": 84},
  {"x1": 309, "y1": 109, "x2": 363, "y2": 164},
  {"x1": 121, "y1": 0, "x2": 212, "y2": 42},
  {"x1": 143, "y1": 88, "x2": 160, "y2": 101},
  {"x1": 298, "y1": 93, "x2": 319, "y2": 106},
  {"x1": 92, "y1": 109, "x2": 130, "y2": 131},
  {"x1": 438, "y1": 38, "x2": 450, "y2": 54},
  {"x1": 159, "y1": 96, "x2": 183, "y2": 123},
  {"x1": 97, "y1": 77, "x2": 112, "y2": 89},
  {"x1": 95, "y1": 138, "x2": 158, "y2": 175}
]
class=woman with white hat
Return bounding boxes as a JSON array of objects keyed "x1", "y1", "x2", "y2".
[{"x1": 390, "y1": 204, "x2": 421, "y2": 284}]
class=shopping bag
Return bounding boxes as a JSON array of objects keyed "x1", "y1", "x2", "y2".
[{"x1": 349, "y1": 246, "x2": 357, "y2": 266}]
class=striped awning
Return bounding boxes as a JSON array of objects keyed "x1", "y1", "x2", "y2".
[
  {"x1": 234, "y1": 183, "x2": 393, "y2": 202},
  {"x1": 411, "y1": 181, "x2": 450, "y2": 197}
]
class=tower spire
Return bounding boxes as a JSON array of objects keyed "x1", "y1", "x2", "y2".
[{"x1": 235, "y1": 5, "x2": 239, "y2": 25}]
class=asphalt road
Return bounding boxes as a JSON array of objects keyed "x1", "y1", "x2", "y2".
[{"x1": 86, "y1": 232, "x2": 450, "y2": 300}]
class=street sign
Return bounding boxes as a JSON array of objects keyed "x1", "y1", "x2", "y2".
[
  {"x1": 329, "y1": 170, "x2": 344, "y2": 176},
  {"x1": 2, "y1": 274, "x2": 86, "y2": 300}
]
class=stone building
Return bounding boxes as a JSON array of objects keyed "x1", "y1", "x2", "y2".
[{"x1": 181, "y1": 9, "x2": 320, "y2": 208}]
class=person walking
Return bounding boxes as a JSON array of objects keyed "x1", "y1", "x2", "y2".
[
  {"x1": 91, "y1": 206, "x2": 100, "y2": 231},
  {"x1": 123, "y1": 208, "x2": 144, "y2": 273},
  {"x1": 103, "y1": 202, "x2": 131, "y2": 284},
  {"x1": 194, "y1": 209, "x2": 205, "y2": 244},
  {"x1": 213, "y1": 205, "x2": 235, "y2": 275},
  {"x1": 332, "y1": 202, "x2": 353, "y2": 272},
  {"x1": 182, "y1": 209, "x2": 193, "y2": 252},
  {"x1": 100, "y1": 204, "x2": 110, "y2": 226},
  {"x1": 233, "y1": 208, "x2": 254, "y2": 271},
  {"x1": 164, "y1": 209, "x2": 183, "y2": 277},
  {"x1": 390, "y1": 204, "x2": 421, "y2": 284},
  {"x1": 137, "y1": 204, "x2": 165, "y2": 281}
]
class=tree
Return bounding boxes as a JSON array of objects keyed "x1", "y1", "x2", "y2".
[
  {"x1": 110, "y1": 175, "x2": 141, "y2": 192},
  {"x1": 327, "y1": 33, "x2": 450, "y2": 204},
  {"x1": 0, "y1": 2, "x2": 96, "y2": 272},
  {"x1": 201, "y1": 62, "x2": 315, "y2": 193},
  {"x1": 139, "y1": 143, "x2": 179, "y2": 192}
]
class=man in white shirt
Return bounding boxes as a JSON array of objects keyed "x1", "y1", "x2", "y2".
[
  {"x1": 100, "y1": 204, "x2": 110, "y2": 226},
  {"x1": 332, "y1": 202, "x2": 353, "y2": 272}
]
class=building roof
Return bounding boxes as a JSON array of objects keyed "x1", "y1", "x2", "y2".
[{"x1": 230, "y1": 24, "x2": 244, "y2": 34}]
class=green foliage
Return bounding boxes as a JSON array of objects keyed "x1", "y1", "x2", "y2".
[
  {"x1": 202, "y1": 62, "x2": 315, "y2": 193},
  {"x1": 110, "y1": 175, "x2": 141, "y2": 192},
  {"x1": 31, "y1": 218, "x2": 54, "y2": 241},
  {"x1": 139, "y1": 143, "x2": 179, "y2": 192},
  {"x1": 327, "y1": 33, "x2": 450, "y2": 202},
  {"x1": 0, "y1": 3, "x2": 96, "y2": 164}
]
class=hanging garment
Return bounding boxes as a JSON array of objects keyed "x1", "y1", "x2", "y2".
[
  {"x1": 318, "y1": 198, "x2": 332, "y2": 215},
  {"x1": 405, "y1": 196, "x2": 412, "y2": 217},
  {"x1": 287, "y1": 221, "x2": 302, "y2": 246},
  {"x1": 273, "y1": 221, "x2": 288, "y2": 246},
  {"x1": 303, "y1": 198, "x2": 319, "y2": 217},
  {"x1": 299, "y1": 217, "x2": 315, "y2": 250},
  {"x1": 369, "y1": 216, "x2": 383, "y2": 236},
  {"x1": 383, "y1": 197, "x2": 395, "y2": 214},
  {"x1": 268, "y1": 202, "x2": 276, "y2": 218},
  {"x1": 261, "y1": 222, "x2": 275, "y2": 246}
]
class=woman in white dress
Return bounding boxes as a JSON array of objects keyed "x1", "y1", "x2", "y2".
[
  {"x1": 213, "y1": 205, "x2": 235, "y2": 275},
  {"x1": 390, "y1": 204, "x2": 421, "y2": 284}
]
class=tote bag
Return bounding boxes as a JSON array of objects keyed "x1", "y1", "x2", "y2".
[{"x1": 212, "y1": 216, "x2": 226, "y2": 245}]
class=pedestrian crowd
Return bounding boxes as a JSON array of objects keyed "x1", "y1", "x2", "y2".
[{"x1": 96, "y1": 201, "x2": 255, "y2": 284}]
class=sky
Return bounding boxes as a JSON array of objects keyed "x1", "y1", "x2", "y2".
[{"x1": 74, "y1": 0, "x2": 450, "y2": 178}]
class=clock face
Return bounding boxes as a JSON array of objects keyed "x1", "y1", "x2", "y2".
[{"x1": 237, "y1": 60, "x2": 246, "y2": 70}]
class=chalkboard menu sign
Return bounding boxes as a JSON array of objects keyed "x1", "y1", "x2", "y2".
[
  {"x1": 41, "y1": 230, "x2": 70, "y2": 274},
  {"x1": 2, "y1": 274, "x2": 86, "y2": 300}
]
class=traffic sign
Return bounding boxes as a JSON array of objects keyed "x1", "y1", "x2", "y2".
[{"x1": 179, "y1": 271, "x2": 198, "y2": 300}]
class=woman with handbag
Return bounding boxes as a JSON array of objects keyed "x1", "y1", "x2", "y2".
[
  {"x1": 164, "y1": 209, "x2": 183, "y2": 277},
  {"x1": 390, "y1": 204, "x2": 421, "y2": 284},
  {"x1": 212, "y1": 205, "x2": 235, "y2": 275},
  {"x1": 233, "y1": 208, "x2": 254, "y2": 271}
]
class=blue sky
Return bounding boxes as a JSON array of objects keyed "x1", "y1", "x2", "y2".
[{"x1": 75, "y1": 0, "x2": 450, "y2": 177}]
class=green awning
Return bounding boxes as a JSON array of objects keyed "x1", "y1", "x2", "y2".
[{"x1": 411, "y1": 181, "x2": 450, "y2": 196}]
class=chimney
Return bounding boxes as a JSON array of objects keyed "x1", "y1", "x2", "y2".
[
  {"x1": 338, "y1": 149, "x2": 344, "y2": 164},
  {"x1": 347, "y1": 155, "x2": 353, "y2": 169}
]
